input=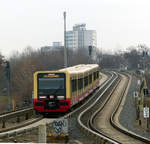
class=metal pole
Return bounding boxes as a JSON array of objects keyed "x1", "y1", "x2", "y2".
[
  {"x1": 6, "y1": 61, "x2": 11, "y2": 110},
  {"x1": 8, "y1": 77, "x2": 10, "y2": 108},
  {"x1": 64, "y1": 12, "x2": 67, "y2": 67}
]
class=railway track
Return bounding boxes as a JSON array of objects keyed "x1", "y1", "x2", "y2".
[
  {"x1": 78, "y1": 71, "x2": 120, "y2": 143},
  {"x1": 78, "y1": 72, "x2": 150, "y2": 144},
  {"x1": 2, "y1": 72, "x2": 148, "y2": 144},
  {"x1": 0, "y1": 105, "x2": 31, "y2": 115},
  {"x1": 0, "y1": 72, "x2": 111, "y2": 143},
  {"x1": 0, "y1": 107, "x2": 42, "y2": 133}
]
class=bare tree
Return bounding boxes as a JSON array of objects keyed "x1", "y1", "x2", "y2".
[{"x1": 0, "y1": 53, "x2": 6, "y2": 95}]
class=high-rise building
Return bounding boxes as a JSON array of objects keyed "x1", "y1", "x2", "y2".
[{"x1": 66, "y1": 24, "x2": 97, "y2": 60}]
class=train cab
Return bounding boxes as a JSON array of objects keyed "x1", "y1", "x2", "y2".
[{"x1": 33, "y1": 72, "x2": 70, "y2": 113}]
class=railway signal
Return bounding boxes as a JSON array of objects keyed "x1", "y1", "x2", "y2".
[{"x1": 5, "y1": 61, "x2": 10, "y2": 80}]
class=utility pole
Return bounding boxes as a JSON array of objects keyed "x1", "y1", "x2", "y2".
[
  {"x1": 5, "y1": 61, "x2": 11, "y2": 110},
  {"x1": 63, "y1": 11, "x2": 68, "y2": 67}
]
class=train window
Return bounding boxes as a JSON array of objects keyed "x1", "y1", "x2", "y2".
[
  {"x1": 72, "y1": 79, "x2": 77, "y2": 92},
  {"x1": 78, "y1": 78, "x2": 83, "y2": 90},
  {"x1": 84, "y1": 76, "x2": 88, "y2": 87},
  {"x1": 37, "y1": 73, "x2": 66, "y2": 98},
  {"x1": 89, "y1": 74, "x2": 92, "y2": 84},
  {"x1": 94, "y1": 72, "x2": 97, "y2": 81},
  {"x1": 96, "y1": 71, "x2": 99, "y2": 79}
]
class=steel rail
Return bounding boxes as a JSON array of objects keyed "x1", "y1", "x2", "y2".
[
  {"x1": 78, "y1": 72, "x2": 120, "y2": 144},
  {"x1": 0, "y1": 108, "x2": 33, "y2": 120},
  {"x1": 89, "y1": 72, "x2": 121, "y2": 143},
  {"x1": 0, "y1": 107, "x2": 42, "y2": 134},
  {"x1": 0, "y1": 106, "x2": 32, "y2": 116}
]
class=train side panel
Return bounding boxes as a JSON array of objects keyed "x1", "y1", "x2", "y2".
[{"x1": 69, "y1": 67, "x2": 100, "y2": 108}]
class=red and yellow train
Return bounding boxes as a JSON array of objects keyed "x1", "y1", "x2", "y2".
[{"x1": 33, "y1": 64, "x2": 100, "y2": 114}]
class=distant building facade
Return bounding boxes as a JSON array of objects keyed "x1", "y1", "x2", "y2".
[
  {"x1": 41, "y1": 42, "x2": 63, "y2": 52},
  {"x1": 52, "y1": 42, "x2": 62, "y2": 48},
  {"x1": 66, "y1": 24, "x2": 97, "y2": 60}
]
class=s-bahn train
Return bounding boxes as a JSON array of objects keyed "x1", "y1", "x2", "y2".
[{"x1": 33, "y1": 64, "x2": 100, "y2": 114}]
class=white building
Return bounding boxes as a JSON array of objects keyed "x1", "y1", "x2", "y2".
[{"x1": 66, "y1": 24, "x2": 97, "y2": 60}]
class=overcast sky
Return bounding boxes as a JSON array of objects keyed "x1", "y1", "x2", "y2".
[{"x1": 0, "y1": 0, "x2": 150, "y2": 57}]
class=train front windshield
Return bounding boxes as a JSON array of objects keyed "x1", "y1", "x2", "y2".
[{"x1": 37, "y1": 73, "x2": 66, "y2": 99}]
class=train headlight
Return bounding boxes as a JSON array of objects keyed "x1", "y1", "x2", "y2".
[
  {"x1": 57, "y1": 96, "x2": 65, "y2": 100},
  {"x1": 39, "y1": 96, "x2": 47, "y2": 99},
  {"x1": 49, "y1": 95, "x2": 54, "y2": 99}
]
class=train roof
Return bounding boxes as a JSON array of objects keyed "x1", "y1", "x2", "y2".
[
  {"x1": 60, "y1": 64, "x2": 99, "y2": 74},
  {"x1": 34, "y1": 64, "x2": 99, "y2": 75}
]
